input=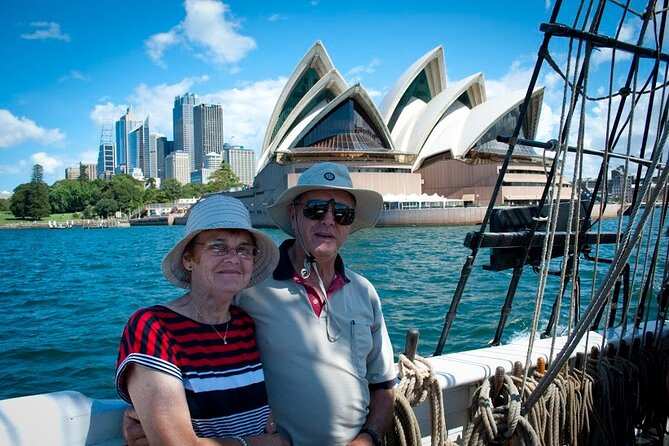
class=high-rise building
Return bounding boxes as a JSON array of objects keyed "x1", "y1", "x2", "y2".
[
  {"x1": 97, "y1": 143, "x2": 115, "y2": 179},
  {"x1": 148, "y1": 132, "x2": 162, "y2": 180},
  {"x1": 173, "y1": 93, "x2": 198, "y2": 172},
  {"x1": 192, "y1": 151, "x2": 224, "y2": 185},
  {"x1": 223, "y1": 144, "x2": 256, "y2": 187},
  {"x1": 97, "y1": 122, "x2": 115, "y2": 179},
  {"x1": 64, "y1": 167, "x2": 79, "y2": 180},
  {"x1": 165, "y1": 151, "x2": 190, "y2": 185},
  {"x1": 156, "y1": 136, "x2": 174, "y2": 180},
  {"x1": 203, "y1": 151, "x2": 223, "y2": 169},
  {"x1": 115, "y1": 107, "x2": 142, "y2": 174},
  {"x1": 65, "y1": 164, "x2": 97, "y2": 181},
  {"x1": 193, "y1": 103, "x2": 224, "y2": 171},
  {"x1": 128, "y1": 116, "x2": 150, "y2": 178}
]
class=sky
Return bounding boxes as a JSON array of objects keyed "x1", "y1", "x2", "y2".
[{"x1": 2, "y1": 0, "x2": 646, "y2": 195}]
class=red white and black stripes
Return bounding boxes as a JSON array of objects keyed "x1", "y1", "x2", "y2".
[{"x1": 115, "y1": 304, "x2": 269, "y2": 438}]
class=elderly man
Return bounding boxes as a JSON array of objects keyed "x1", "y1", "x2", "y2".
[
  {"x1": 237, "y1": 162, "x2": 396, "y2": 446},
  {"x1": 124, "y1": 162, "x2": 396, "y2": 446}
]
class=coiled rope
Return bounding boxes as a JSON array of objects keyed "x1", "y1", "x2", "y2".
[
  {"x1": 385, "y1": 353, "x2": 457, "y2": 446},
  {"x1": 464, "y1": 373, "x2": 541, "y2": 446}
]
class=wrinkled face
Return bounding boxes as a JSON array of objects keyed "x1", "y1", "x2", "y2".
[
  {"x1": 182, "y1": 229, "x2": 255, "y2": 295},
  {"x1": 289, "y1": 189, "x2": 355, "y2": 262}
]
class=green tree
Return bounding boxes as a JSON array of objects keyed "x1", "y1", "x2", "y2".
[
  {"x1": 10, "y1": 181, "x2": 50, "y2": 220},
  {"x1": 182, "y1": 182, "x2": 204, "y2": 198},
  {"x1": 100, "y1": 175, "x2": 144, "y2": 215},
  {"x1": 78, "y1": 163, "x2": 90, "y2": 182},
  {"x1": 50, "y1": 179, "x2": 92, "y2": 213},
  {"x1": 31, "y1": 164, "x2": 44, "y2": 183},
  {"x1": 0, "y1": 198, "x2": 9, "y2": 212},
  {"x1": 9, "y1": 165, "x2": 51, "y2": 220},
  {"x1": 94, "y1": 198, "x2": 120, "y2": 218},
  {"x1": 161, "y1": 178, "x2": 183, "y2": 201},
  {"x1": 204, "y1": 163, "x2": 243, "y2": 193},
  {"x1": 9, "y1": 184, "x2": 30, "y2": 218},
  {"x1": 82, "y1": 205, "x2": 96, "y2": 219}
]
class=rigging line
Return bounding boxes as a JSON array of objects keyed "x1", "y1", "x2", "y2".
[
  {"x1": 432, "y1": 0, "x2": 563, "y2": 353},
  {"x1": 519, "y1": 0, "x2": 594, "y2": 390},
  {"x1": 608, "y1": 0, "x2": 646, "y2": 18},
  {"x1": 547, "y1": 45, "x2": 590, "y2": 368},
  {"x1": 523, "y1": 97, "x2": 669, "y2": 416},
  {"x1": 541, "y1": 48, "x2": 669, "y2": 102},
  {"x1": 540, "y1": 22, "x2": 669, "y2": 62}
]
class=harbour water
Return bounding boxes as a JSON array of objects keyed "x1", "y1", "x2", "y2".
[{"x1": 0, "y1": 220, "x2": 635, "y2": 401}]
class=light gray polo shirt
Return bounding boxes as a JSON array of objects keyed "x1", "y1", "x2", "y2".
[{"x1": 236, "y1": 242, "x2": 396, "y2": 446}]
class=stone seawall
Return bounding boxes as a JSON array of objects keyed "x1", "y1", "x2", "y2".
[
  {"x1": 377, "y1": 207, "x2": 486, "y2": 226},
  {"x1": 248, "y1": 207, "x2": 487, "y2": 228}
]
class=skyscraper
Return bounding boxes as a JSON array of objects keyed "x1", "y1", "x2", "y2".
[
  {"x1": 156, "y1": 136, "x2": 174, "y2": 180},
  {"x1": 149, "y1": 132, "x2": 164, "y2": 180},
  {"x1": 165, "y1": 151, "x2": 190, "y2": 185},
  {"x1": 97, "y1": 143, "x2": 115, "y2": 179},
  {"x1": 223, "y1": 144, "x2": 256, "y2": 187},
  {"x1": 115, "y1": 107, "x2": 142, "y2": 175},
  {"x1": 173, "y1": 93, "x2": 198, "y2": 172},
  {"x1": 129, "y1": 116, "x2": 150, "y2": 178},
  {"x1": 97, "y1": 121, "x2": 115, "y2": 179},
  {"x1": 193, "y1": 103, "x2": 224, "y2": 171}
]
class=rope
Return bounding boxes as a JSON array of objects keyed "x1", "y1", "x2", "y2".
[
  {"x1": 387, "y1": 354, "x2": 457, "y2": 446},
  {"x1": 385, "y1": 391, "x2": 422, "y2": 446},
  {"x1": 464, "y1": 374, "x2": 541, "y2": 446}
]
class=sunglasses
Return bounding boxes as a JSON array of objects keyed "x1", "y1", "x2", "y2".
[{"x1": 294, "y1": 199, "x2": 356, "y2": 226}]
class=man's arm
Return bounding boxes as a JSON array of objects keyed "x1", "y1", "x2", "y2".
[{"x1": 348, "y1": 387, "x2": 394, "y2": 446}]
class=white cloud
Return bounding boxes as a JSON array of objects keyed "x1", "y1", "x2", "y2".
[
  {"x1": 20, "y1": 21, "x2": 70, "y2": 42},
  {"x1": 268, "y1": 13, "x2": 286, "y2": 22},
  {"x1": 80, "y1": 149, "x2": 100, "y2": 165},
  {"x1": 145, "y1": 29, "x2": 180, "y2": 67},
  {"x1": 345, "y1": 58, "x2": 381, "y2": 85},
  {"x1": 90, "y1": 102, "x2": 130, "y2": 128},
  {"x1": 89, "y1": 76, "x2": 210, "y2": 140},
  {"x1": 201, "y1": 77, "x2": 287, "y2": 153},
  {"x1": 591, "y1": 22, "x2": 635, "y2": 66},
  {"x1": 59, "y1": 70, "x2": 90, "y2": 83},
  {"x1": 485, "y1": 60, "x2": 535, "y2": 98},
  {"x1": 0, "y1": 109, "x2": 66, "y2": 148},
  {"x1": 31, "y1": 152, "x2": 63, "y2": 175},
  {"x1": 145, "y1": 0, "x2": 256, "y2": 68}
]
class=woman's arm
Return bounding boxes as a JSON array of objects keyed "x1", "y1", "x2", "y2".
[{"x1": 125, "y1": 363, "x2": 290, "y2": 446}]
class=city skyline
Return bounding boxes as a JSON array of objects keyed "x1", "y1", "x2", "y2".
[{"x1": 1, "y1": 0, "x2": 639, "y2": 194}]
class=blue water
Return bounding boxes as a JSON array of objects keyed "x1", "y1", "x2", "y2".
[{"x1": 0, "y1": 219, "x2": 661, "y2": 400}]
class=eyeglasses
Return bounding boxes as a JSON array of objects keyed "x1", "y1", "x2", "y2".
[
  {"x1": 194, "y1": 241, "x2": 259, "y2": 259},
  {"x1": 294, "y1": 199, "x2": 356, "y2": 226}
]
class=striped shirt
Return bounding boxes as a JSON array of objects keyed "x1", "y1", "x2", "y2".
[{"x1": 115, "y1": 305, "x2": 269, "y2": 438}]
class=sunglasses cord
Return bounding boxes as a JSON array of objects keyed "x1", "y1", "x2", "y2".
[{"x1": 311, "y1": 261, "x2": 341, "y2": 342}]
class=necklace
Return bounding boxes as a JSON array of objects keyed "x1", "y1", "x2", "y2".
[{"x1": 190, "y1": 294, "x2": 231, "y2": 345}]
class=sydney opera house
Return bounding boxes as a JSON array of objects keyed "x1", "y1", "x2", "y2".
[{"x1": 231, "y1": 41, "x2": 560, "y2": 226}]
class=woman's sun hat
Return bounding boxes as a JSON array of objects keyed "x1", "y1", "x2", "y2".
[
  {"x1": 267, "y1": 162, "x2": 383, "y2": 237},
  {"x1": 162, "y1": 194, "x2": 279, "y2": 289}
]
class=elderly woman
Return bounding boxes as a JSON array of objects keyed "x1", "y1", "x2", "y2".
[{"x1": 115, "y1": 195, "x2": 288, "y2": 446}]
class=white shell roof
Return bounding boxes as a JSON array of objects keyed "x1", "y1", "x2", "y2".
[
  {"x1": 259, "y1": 42, "x2": 544, "y2": 173},
  {"x1": 277, "y1": 84, "x2": 395, "y2": 153},
  {"x1": 401, "y1": 73, "x2": 485, "y2": 155},
  {"x1": 378, "y1": 46, "x2": 447, "y2": 126},
  {"x1": 261, "y1": 41, "x2": 336, "y2": 152},
  {"x1": 257, "y1": 68, "x2": 348, "y2": 171},
  {"x1": 456, "y1": 87, "x2": 544, "y2": 156}
]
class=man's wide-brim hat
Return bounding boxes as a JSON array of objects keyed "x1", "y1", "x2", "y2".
[
  {"x1": 268, "y1": 162, "x2": 383, "y2": 237},
  {"x1": 162, "y1": 195, "x2": 279, "y2": 289}
]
